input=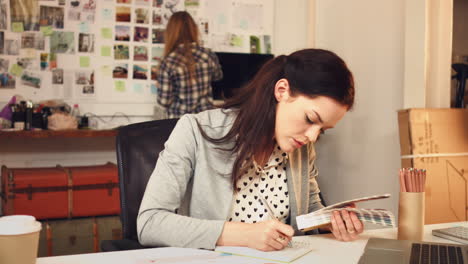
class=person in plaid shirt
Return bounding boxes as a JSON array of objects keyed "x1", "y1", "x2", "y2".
[{"x1": 157, "y1": 11, "x2": 223, "y2": 118}]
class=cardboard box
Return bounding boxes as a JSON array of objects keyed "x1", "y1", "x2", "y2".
[{"x1": 398, "y1": 108, "x2": 468, "y2": 224}]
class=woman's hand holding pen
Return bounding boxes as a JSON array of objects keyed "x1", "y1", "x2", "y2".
[
  {"x1": 247, "y1": 219, "x2": 294, "y2": 251},
  {"x1": 329, "y1": 203, "x2": 364, "y2": 241},
  {"x1": 217, "y1": 220, "x2": 294, "y2": 252}
]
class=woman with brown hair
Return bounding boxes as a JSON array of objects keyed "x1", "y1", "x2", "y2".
[
  {"x1": 138, "y1": 48, "x2": 363, "y2": 251},
  {"x1": 157, "y1": 11, "x2": 222, "y2": 118}
]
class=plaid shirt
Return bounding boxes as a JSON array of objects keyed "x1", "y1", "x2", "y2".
[{"x1": 157, "y1": 43, "x2": 223, "y2": 118}]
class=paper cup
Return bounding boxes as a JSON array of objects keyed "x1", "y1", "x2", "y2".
[
  {"x1": 0, "y1": 215, "x2": 42, "y2": 264},
  {"x1": 397, "y1": 192, "x2": 425, "y2": 241}
]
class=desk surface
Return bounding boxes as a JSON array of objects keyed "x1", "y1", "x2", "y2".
[{"x1": 37, "y1": 221, "x2": 467, "y2": 264}]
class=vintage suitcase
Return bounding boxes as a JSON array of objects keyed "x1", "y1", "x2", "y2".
[
  {"x1": 38, "y1": 216, "x2": 122, "y2": 257},
  {"x1": 1, "y1": 163, "x2": 120, "y2": 219}
]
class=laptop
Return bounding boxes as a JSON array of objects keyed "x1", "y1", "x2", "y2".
[{"x1": 358, "y1": 237, "x2": 467, "y2": 264}]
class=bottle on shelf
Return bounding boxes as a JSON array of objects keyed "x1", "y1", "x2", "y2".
[{"x1": 70, "y1": 104, "x2": 81, "y2": 128}]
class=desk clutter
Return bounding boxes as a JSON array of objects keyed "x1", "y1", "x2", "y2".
[
  {"x1": 0, "y1": 96, "x2": 88, "y2": 131},
  {"x1": 398, "y1": 168, "x2": 427, "y2": 241}
]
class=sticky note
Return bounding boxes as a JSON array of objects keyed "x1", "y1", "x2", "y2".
[
  {"x1": 115, "y1": 80, "x2": 126, "y2": 92},
  {"x1": 101, "y1": 65, "x2": 112, "y2": 76},
  {"x1": 10, "y1": 64, "x2": 23, "y2": 77},
  {"x1": 11, "y1": 22, "x2": 24, "y2": 33},
  {"x1": 101, "y1": 28, "x2": 112, "y2": 39},
  {"x1": 101, "y1": 46, "x2": 111, "y2": 57},
  {"x1": 231, "y1": 35, "x2": 243, "y2": 47},
  {"x1": 80, "y1": 56, "x2": 90, "y2": 67},
  {"x1": 133, "y1": 83, "x2": 143, "y2": 93},
  {"x1": 40, "y1": 26, "x2": 53, "y2": 36},
  {"x1": 79, "y1": 22, "x2": 89, "y2": 33}
]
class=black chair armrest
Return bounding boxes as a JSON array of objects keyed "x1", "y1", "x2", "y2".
[{"x1": 101, "y1": 239, "x2": 147, "y2": 252}]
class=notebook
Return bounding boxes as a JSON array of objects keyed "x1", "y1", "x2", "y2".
[
  {"x1": 215, "y1": 240, "x2": 313, "y2": 263},
  {"x1": 296, "y1": 194, "x2": 395, "y2": 232}
]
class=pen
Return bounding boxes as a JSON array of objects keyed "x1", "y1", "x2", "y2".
[{"x1": 258, "y1": 195, "x2": 292, "y2": 247}]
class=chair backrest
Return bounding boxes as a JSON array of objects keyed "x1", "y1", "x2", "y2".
[{"x1": 116, "y1": 118, "x2": 178, "y2": 241}]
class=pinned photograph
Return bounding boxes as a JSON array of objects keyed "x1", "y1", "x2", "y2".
[
  {"x1": 52, "y1": 68, "x2": 64, "y2": 84},
  {"x1": 68, "y1": 0, "x2": 81, "y2": 21},
  {"x1": 83, "y1": 85, "x2": 94, "y2": 94},
  {"x1": 21, "y1": 33, "x2": 45, "y2": 50},
  {"x1": 116, "y1": 6, "x2": 131, "y2": 22},
  {"x1": 115, "y1": 25, "x2": 130, "y2": 41},
  {"x1": 0, "y1": 58, "x2": 15, "y2": 89},
  {"x1": 113, "y1": 63, "x2": 128, "y2": 79},
  {"x1": 49, "y1": 53, "x2": 57, "y2": 69},
  {"x1": 134, "y1": 27, "x2": 149, "y2": 42},
  {"x1": 133, "y1": 64, "x2": 148, "y2": 80},
  {"x1": 135, "y1": 8, "x2": 149, "y2": 24},
  {"x1": 152, "y1": 10, "x2": 162, "y2": 26},
  {"x1": 134, "y1": 46, "x2": 148, "y2": 61},
  {"x1": 40, "y1": 53, "x2": 48, "y2": 70},
  {"x1": 152, "y1": 29, "x2": 164, "y2": 44},
  {"x1": 82, "y1": 0, "x2": 96, "y2": 12},
  {"x1": 0, "y1": 58, "x2": 9, "y2": 73},
  {"x1": 17, "y1": 58, "x2": 35, "y2": 70},
  {"x1": 78, "y1": 33, "x2": 95, "y2": 53},
  {"x1": 50, "y1": 31, "x2": 75, "y2": 54},
  {"x1": 151, "y1": 46, "x2": 163, "y2": 63},
  {"x1": 75, "y1": 70, "x2": 93, "y2": 85},
  {"x1": 262, "y1": 35, "x2": 272, "y2": 54},
  {"x1": 5, "y1": 39, "x2": 20, "y2": 55},
  {"x1": 39, "y1": 6, "x2": 64, "y2": 29},
  {"x1": 10, "y1": 0, "x2": 39, "y2": 31},
  {"x1": 135, "y1": 0, "x2": 150, "y2": 5},
  {"x1": 160, "y1": 0, "x2": 184, "y2": 26},
  {"x1": 117, "y1": 0, "x2": 132, "y2": 3},
  {"x1": 0, "y1": 4, "x2": 7, "y2": 30},
  {"x1": 250, "y1": 35, "x2": 260, "y2": 54},
  {"x1": 153, "y1": 0, "x2": 163, "y2": 8},
  {"x1": 151, "y1": 65, "x2": 159, "y2": 80},
  {"x1": 114, "y1": 44, "x2": 129, "y2": 60},
  {"x1": 21, "y1": 71, "x2": 41, "y2": 89},
  {"x1": 0, "y1": 31, "x2": 4, "y2": 54},
  {"x1": 82, "y1": 0, "x2": 96, "y2": 22}
]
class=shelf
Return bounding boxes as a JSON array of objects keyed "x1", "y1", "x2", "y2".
[{"x1": 0, "y1": 129, "x2": 117, "y2": 139}]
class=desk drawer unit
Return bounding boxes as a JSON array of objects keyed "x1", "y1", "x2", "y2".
[{"x1": 1, "y1": 163, "x2": 120, "y2": 219}]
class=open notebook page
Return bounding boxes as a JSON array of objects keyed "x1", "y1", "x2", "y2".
[{"x1": 215, "y1": 239, "x2": 314, "y2": 263}]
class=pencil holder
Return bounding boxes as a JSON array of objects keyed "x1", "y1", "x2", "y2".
[{"x1": 397, "y1": 192, "x2": 425, "y2": 241}]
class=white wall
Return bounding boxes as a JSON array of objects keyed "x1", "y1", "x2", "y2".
[
  {"x1": 273, "y1": 0, "x2": 312, "y2": 55},
  {"x1": 313, "y1": 0, "x2": 405, "y2": 218}
]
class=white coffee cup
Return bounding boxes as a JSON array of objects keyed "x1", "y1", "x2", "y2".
[{"x1": 0, "y1": 215, "x2": 42, "y2": 264}]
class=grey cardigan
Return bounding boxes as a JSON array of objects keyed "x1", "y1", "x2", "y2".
[{"x1": 137, "y1": 108, "x2": 324, "y2": 249}]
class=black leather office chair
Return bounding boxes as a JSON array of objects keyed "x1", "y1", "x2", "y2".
[{"x1": 101, "y1": 118, "x2": 179, "y2": 251}]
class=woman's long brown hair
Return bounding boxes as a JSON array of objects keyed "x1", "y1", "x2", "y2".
[
  {"x1": 163, "y1": 11, "x2": 199, "y2": 81},
  {"x1": 199, "y1": 49, "x2": 355, "y2": 189}
]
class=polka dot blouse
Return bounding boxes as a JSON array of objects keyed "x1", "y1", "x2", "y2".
[{"x1": 228, "y1": 145, "x2": 290, "y2": 224}]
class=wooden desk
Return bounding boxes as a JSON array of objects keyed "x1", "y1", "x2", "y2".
[{"x1": 36, "y1": 222, "x2": 467, "y2": 264}]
